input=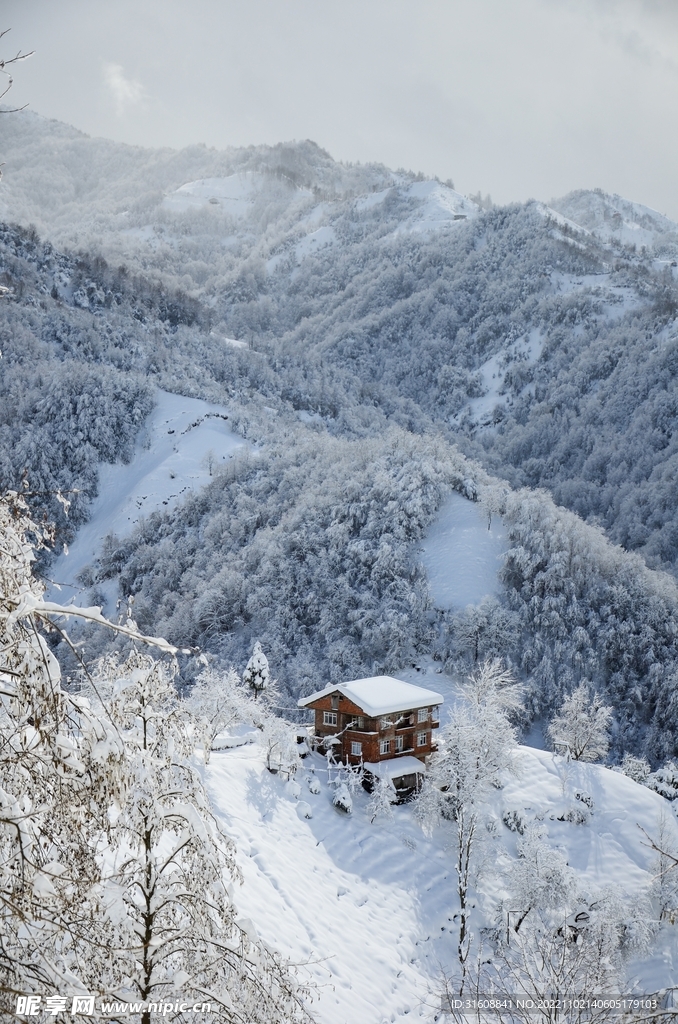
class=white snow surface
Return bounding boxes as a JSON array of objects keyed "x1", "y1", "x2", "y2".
[
  {"x1": 298, "y1": 676, "x2": 443, "y2": 716},
  {"x1": 48, "y1": 390, "x2": 243, "y2": 602},
  {"x1": 420, "y1": 492, "x2": 507, "y2": 609},
  {"x1": 162, "y1": 173, "x2": 260, "y2": 216},
  {"x1": 205, "y1": 741, "x2": 678, "y2": 1024}
]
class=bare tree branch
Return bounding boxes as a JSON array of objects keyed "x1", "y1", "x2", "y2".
[{"x1": 0, "y1": 28, "x2": 34, "y2": 113}]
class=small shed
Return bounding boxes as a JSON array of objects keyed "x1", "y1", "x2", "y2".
[
  {"x1": 298, "y1": 675, "x2": 443, "y2": 770},
  {"x1": 363, "y1": 755, "x2": 427, "y2": 799}
]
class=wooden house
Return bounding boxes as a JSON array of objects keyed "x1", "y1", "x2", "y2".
[{"x1": 298, "y1": 675, "x2": 443, "y2": 794}]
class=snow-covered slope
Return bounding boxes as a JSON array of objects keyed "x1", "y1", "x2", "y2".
[
  {"x1": 420, "y1": 492, "x2": 507, "y2": 608},
  {"x1": 205, "y1": 740, "x2": 678, "y2": 1023},
  {"x1": 162, "y1": 173, "x2": 262, "y2": 215},
  {"x1": 48, "y1": 390, "x2": 243, "y2": 605},
  {"x1": 394, "y1": 180, "x2": 479, "y2": 234},
  {"x1": 551, "y1": 189, "x2": 678, "y2": 249}
]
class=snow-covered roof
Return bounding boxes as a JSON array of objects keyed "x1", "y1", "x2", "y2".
[
  {"x1": 298, "y1": 675, "x2": 443, "y2": 717},
  {"x1": 364, "y1": 756, "x2": 427, "y2": 780}
]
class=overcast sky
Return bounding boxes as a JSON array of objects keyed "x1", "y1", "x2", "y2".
[{"x1": 3, "y1": 0, "x2": 678, "y2": 217}]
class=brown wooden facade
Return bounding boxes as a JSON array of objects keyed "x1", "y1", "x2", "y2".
[{"x1": 305, "y1": 689, "x2": 440, "y2": 766}]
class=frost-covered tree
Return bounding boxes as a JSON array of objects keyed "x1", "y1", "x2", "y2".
[
  {"x1": 449, "y1": 598, "x2": 518, "y2": 666},
  {"x1": 263, "y1": 715, "x2": 300, "y2": 776},
  {"x1": 0, "y1": 493, "x2": 124, "y2": 997},
  {"x1": 547, "y1": 683, "x2": 612, "y2": 762},
  {"x1": 647, "y1": 813, "x2": 678, "y2": 923},
  {"x1": 459, "y1": 657, "x2": 524, "y2": 720},
  {"x1": 487, "y1": 897, "x2": 649, "y2": 1024},
  {"x1": 186, "y1": 665, "x2": 252, "y2": 763},
  {"x1": 503, "y1": 826, "x2": 577, "y2": 936},
  {"x1": 366, "y1": 775, "x2": 396, "y2": 824},
  {"x1": 243, "y1": 641, "x2": 270, "y2": 699},
  {"x1": 91, "y1": 650, "x2": 311, "y2": 1023},
  {"x1": 416, "y1": 659, "x2": 521, "y2": 995},
  {"x1": 0, "y1": 494, "x2": 312, "y2": 1020}
]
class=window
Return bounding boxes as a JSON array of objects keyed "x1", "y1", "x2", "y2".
[
  {"x1": 395, "y1": 735, "x2": 404, "y2": 752},
  {"x1": 432, "y1": 706, "x2": 439, "y2": 722},
  {"x1": 417, "y1": 731, "x2": 428, "y2": 747},
  {"x1": 417, "y1": 708, "x2": 428, "y2": 723},
  {"x1": 351, "y1": 741, "x2": 362, "y2": 756},
  {"x1": 380, "y1": 738, "x2": 391, "y2": 755},
  {"x1": 323, "y1": 711, "x2": 337, "y2": 726},
  {"x1": 357, "y1": 716, "x2": 364, "y2": 729}
]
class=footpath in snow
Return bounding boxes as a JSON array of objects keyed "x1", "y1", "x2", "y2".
[{"x1": 48, "y1": 390, "x2": 244, "y2": 604}]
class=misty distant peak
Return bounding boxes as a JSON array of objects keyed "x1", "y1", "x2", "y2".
[{"x1": 550, "y1": 188, "x2": 678, "y2": 248}]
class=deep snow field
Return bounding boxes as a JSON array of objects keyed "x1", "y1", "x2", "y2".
[{"x1": 205, "y1": 739, "x2": 678, "y2": 1024}]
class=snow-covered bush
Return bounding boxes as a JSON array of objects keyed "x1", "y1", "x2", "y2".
[
  {"x1": 333, "y1": 783, "x2": 353, "y2": 814},
  {"x1": 619, "y1": 753, "x2": 651, "y2": 784},
  {"x1": 646, "y1": 761, "x2": 678, "y2": 801},
  {"x1": 502, "y1": 809, "x2": 527, "y2": 834},
  {"x1": 558, "y1": 805, "x2": 591, "y2": 826}
]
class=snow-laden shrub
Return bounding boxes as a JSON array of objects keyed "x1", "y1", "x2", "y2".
[
  {"x1": 285, "y1": 779, "x2": 301, "y2": 800},
  {"x1": 558, "y1": 805, "x2": 590, "y2": 826},
  {"x1": 502, "y1": 809, "x2": 528, "y2": 834},
  {"x1": 307, "y1": 776, "x2": 321, "y2": 795},
  {"x1": 619, "y1": 753, "x2": 651, "y2": 784},
  {"x1": 333, "y1": 783, "x2": 353, "y2": 814},
  {"x1": 646, "y1": 761, "x2": 678, "y2": 800},
  {"x1": 575, "y1": 791, "x2": 594, "y2": 811}
]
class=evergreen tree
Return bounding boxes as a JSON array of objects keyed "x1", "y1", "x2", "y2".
[
  {"x1": 366, "y1": 775, "x2": 396, "y2": 824},
  {"x1": 243, "y1": 641, "x2": 270, "y2": 699}
]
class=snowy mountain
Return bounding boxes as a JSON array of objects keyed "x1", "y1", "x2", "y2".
[
  {"x1": 4, "y1": 114, "x2": 678, "y2": 760},
  {"x1": 551, "y1": 189, "x2": 678, "y2": 250}
]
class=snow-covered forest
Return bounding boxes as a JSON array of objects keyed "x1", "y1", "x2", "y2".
[{"x1": 4, "y1": 106, "x2": 678, "y2": 1019}]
